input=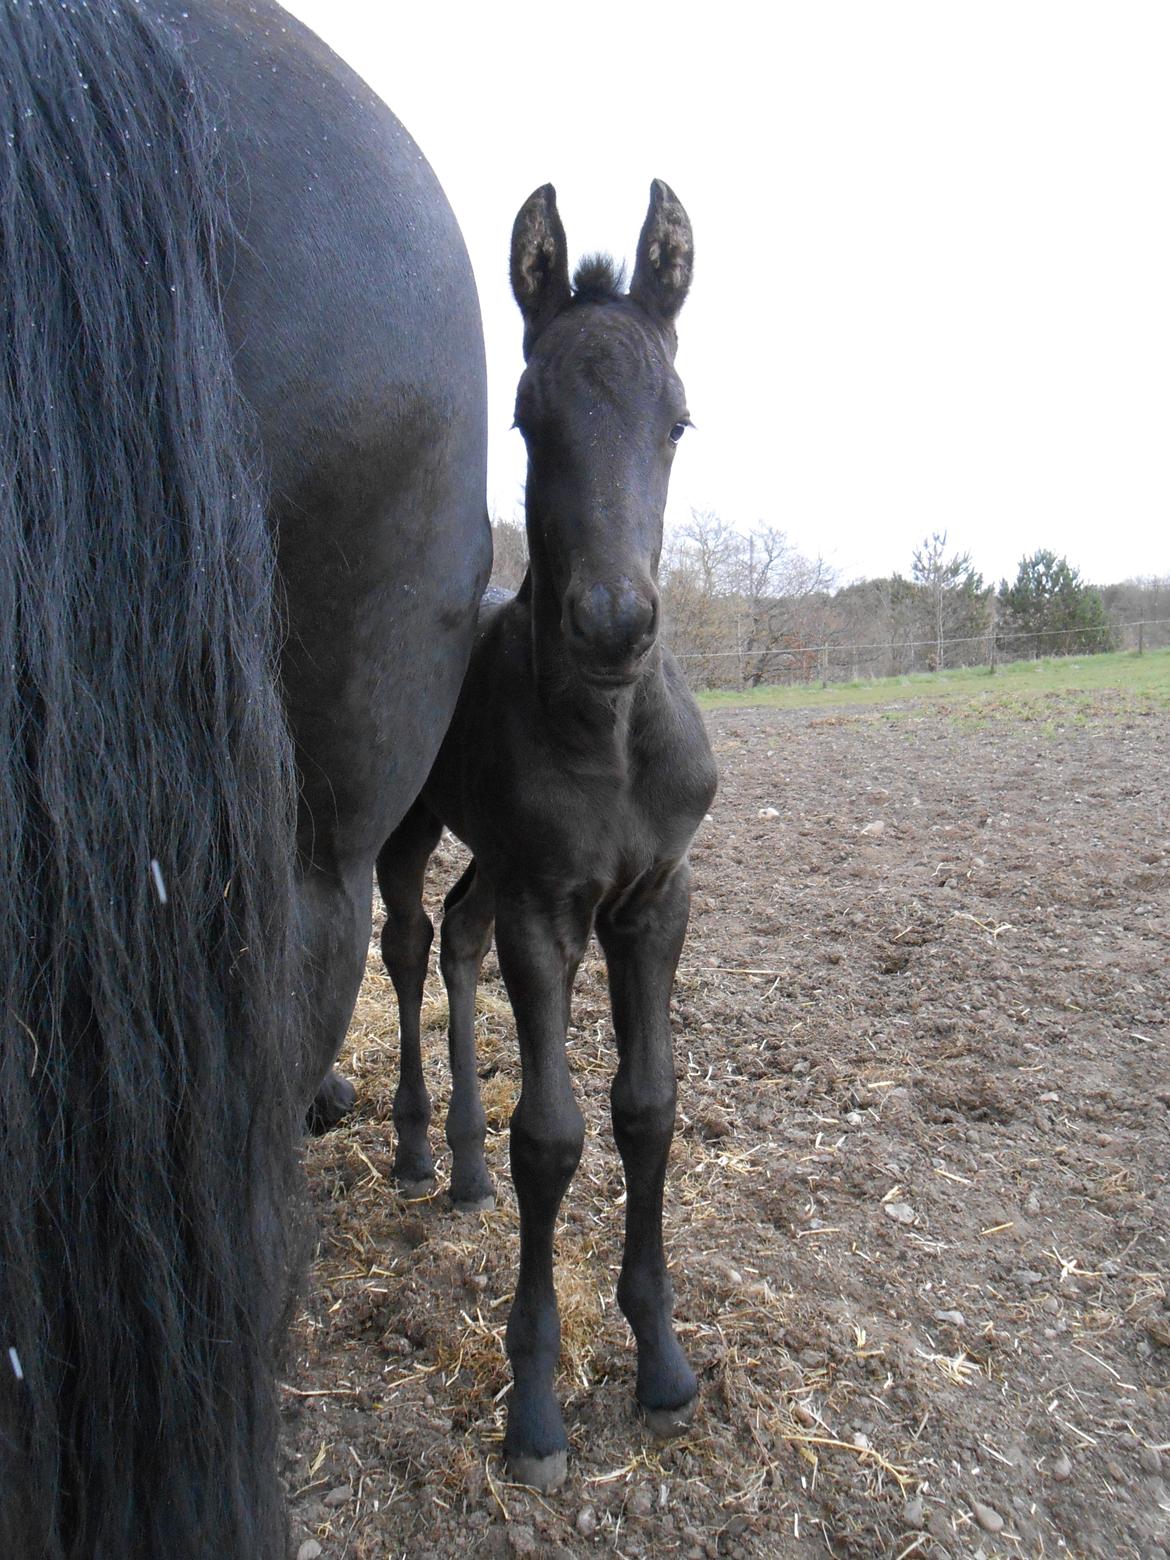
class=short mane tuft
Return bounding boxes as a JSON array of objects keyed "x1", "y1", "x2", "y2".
[{"x1": 572, "y1": 252, "x2": 627, "y2": 302}]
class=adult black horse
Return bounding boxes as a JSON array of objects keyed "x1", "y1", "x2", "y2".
[{"x1": 0, "y1": 3, "x2": 488, "y2": 1556}]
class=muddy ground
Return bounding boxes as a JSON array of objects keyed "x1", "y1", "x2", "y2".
[{"x1": 284, "y1": 685, "x2": 1168, "y2": 1558}]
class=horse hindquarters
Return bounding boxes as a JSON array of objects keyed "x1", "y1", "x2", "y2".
[
  {"x1": 0, "y1": 7, "x2": 298, "y2": 1554},
  {"x1": 198, "y1": 0, "x2": 490, "y2": 1128}
]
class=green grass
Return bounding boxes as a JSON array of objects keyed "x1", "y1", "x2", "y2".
[{"x1": 694, "y1": 647, "x2": 1170, "y2": 717}]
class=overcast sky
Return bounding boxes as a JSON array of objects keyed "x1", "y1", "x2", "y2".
[{"x1": 282, "y1": 1, "x2": 1168, "y2": 591}]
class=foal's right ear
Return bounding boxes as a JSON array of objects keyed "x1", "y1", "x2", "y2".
[{"x1": 511, "y1": 184, "x2": 571, "y2": 355}]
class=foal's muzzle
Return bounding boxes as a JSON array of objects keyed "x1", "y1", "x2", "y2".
[{"x1": 563, "y1": 576, "x2": 659, "y2": 682}]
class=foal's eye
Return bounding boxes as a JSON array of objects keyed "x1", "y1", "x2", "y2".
[{"x1": 669, "y1": 422, "x2": 688, "y2": 445}]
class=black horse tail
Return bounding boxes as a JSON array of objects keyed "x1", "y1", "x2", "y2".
[{"x1": 0, "y1": 6, "x2": 301, "y2": 1555}]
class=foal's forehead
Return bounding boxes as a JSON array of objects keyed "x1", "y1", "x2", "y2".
[{"x1": 524, "y1": 303, "x2": 681, "y2": 413}]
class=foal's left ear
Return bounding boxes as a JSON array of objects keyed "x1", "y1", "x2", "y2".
[
  {"x1": 511, "y1": 183, "x2": 572, "y2": 355},
  {"x1": 629, "y1": 179, "x2": 693, "y2": 326}
]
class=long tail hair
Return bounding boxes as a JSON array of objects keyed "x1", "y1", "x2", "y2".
[{"x1": 0, "y1": 5, "x2": 301, "y2": 1554}]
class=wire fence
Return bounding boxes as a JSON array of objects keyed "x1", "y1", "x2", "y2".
[{"x1": 671, "y1": 617, "x2": 1170, "y2": 692}]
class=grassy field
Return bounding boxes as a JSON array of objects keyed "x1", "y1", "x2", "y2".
[{"x1": 695, "y1": 646, "x2": 1170, "y2": 715}]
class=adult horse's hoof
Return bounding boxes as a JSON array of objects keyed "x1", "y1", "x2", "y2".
[
  {"x1": 640, "y1": 1394, "x2": 697, "y2": 1439},
  {"x1": 506, "y1": 1448, "x2": 568, "y2": 1492},
  {"x1": 306, "y1": 1068, "x2": 356, "y2": 1135}
]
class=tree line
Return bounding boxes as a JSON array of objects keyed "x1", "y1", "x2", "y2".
[{"x1": 489, "y1": 513, "x2": 1167, "y2": 690}]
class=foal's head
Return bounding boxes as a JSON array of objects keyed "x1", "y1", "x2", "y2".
[{"x1": 510, "y1": 180, "x2": 693, "y2": 687}]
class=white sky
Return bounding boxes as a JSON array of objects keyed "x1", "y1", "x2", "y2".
[{"x1": 282, "y1": 1, "x2": 1169, "y2": 590}]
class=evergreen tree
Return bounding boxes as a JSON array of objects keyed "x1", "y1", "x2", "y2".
[{"x1": 997, "y1": 550, "x2": 1115, "y2": 657}]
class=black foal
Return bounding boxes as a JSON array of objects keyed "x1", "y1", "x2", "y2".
[{"x1": 376, "y1": 180, "x2": 717, "y2": 1491}]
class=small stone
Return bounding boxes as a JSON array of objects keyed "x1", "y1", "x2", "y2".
[
  {"x1": 883, "y1": 1202, "x2": 915, "y2": 1225},
  {"x1": 507, "y1": 1524, "x2": 538, "y2": 1557},
  {"x1": 297, "y1": 1544, "x2": 323, "y2": 1560},
  {"x1": 903, "y1": 1497, "x2": 925, "y2": 1528},
  {"x1": 697, "y1": 1108, "x2": 732, "y2": 1141},
  {"x1": 759, "y1": 806, "x2": 780, "y2": 818},
  {"x1": 1024, "y1": 1190, "x2": 1041, "y2": 1215},
  {"x1": 1051, "y1": 1453, "x2": 1073, "y2": 1481},
  {"x1": 797, "y1": 1348, "x2": 827, "y2": 1369},
  {"x1": 970, "y1": 1499, "x2": 1004, "y2": 1534},
  {"x1": 1042, "y1": 1296, "x2": 1060, "y2": 1315},
  {"x1": 627, "y1": 1484, "x2": 654, "y2": 1519},
  {"x1": 860, "y1": 820, "x2": 885, "y2": 836},
  {"x1": 845, "y1": 1111, "x2": 864, "y2": 1126},
  {"x1": 1139, "y1": 1446, "x2": 1163, "y2": 1476},
  {"x1": 576, "y1": 1506, "x2": 597, "y2": 1538},
  {"x1": 1012, "y1": 1269, "x2": 1044, "y2": 1287},
  {"x1": 851, "y1": 1431, "x2": 870, "y2": 1451},
  {"x1": 323, "y1": 1485, "x2": 351, "y2": 1507},
  {"x1": 933, "y1": 1309, "x2": 965, "y2": 1327}
]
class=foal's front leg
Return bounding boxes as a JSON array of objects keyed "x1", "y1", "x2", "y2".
[
  {"x1": 595, "y1": 861, "x2": 698, "y2": 1432},
  {"x1": 494, "y1": 889, "x2": 593, "y2": 1491}
]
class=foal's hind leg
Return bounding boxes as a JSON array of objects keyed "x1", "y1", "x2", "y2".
[
  {"x1": 595, "y1": 862, "x2": 698, "y2": 1434},
  {"x1": 376, "y1": 803, "x2": 444, "y2": 1190},
  {"x1": 439, "y1": 863, "x2": 496, "y2": 1210}
]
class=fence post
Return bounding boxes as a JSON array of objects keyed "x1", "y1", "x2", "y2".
[{"x1": 1138, "y1": 620, "x2": 1144, "y2": 656}]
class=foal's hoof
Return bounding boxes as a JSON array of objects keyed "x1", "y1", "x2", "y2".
[
  {"x1": 451, "y1": 1191, "x2": 496, "y2": 1214},
  {"x1": 640, "y1": 1394, "x2": 697, "y2": 1439},
  {"x1": 506, "y1": 1448, "x2": 568, "y2": 1492},
  {"x1": 395, "y1": 1175, "x2": 438, "y2": 1200},
  {"x1": 306, "y1": 1069, "x2": 356, "y2": 1135}
]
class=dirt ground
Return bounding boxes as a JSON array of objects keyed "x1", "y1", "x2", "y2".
[{"x1": 283, "y1": 686, "x2": 1169, "y2": 1559}]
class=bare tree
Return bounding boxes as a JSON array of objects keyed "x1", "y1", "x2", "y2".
[
  {"x1": 659, "y1": 510, "x2": 834, "y2": 687},
  {"x1": 910, "y1": 531, "x2": 991, "y2": 669},
  {"x1": 489, "y1": 512, "x2": 528, "y2": 591}
]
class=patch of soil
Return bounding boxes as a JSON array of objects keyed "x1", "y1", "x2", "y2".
[{"x1": 284, "y1": 692, "x2": 1169, "y2": 1558}]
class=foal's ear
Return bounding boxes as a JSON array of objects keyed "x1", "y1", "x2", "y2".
[
  {"x1": 511, "y1": 183, "x2": 571, "y2": 354},
  {"x1": 629, "y1": 179, "x2": 693, "y2": 326}
]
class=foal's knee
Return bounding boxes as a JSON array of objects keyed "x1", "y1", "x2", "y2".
[
  {"x1": 611, "y1": 1076, "x2": 677, "y2": 1156},
  {"x1": 510, "y1": 1097, "x2": 585, "y2": 1198}
]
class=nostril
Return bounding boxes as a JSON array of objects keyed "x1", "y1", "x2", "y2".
[
  {"x1": 563, "y1": 588, "x2": 591, "y2": 649},
  {"x1": 639, "y1": 588, "x2": 660, "y2": 650},
  {"x1": 564, "y1": 578, "x2": 659, "y2": 666}
]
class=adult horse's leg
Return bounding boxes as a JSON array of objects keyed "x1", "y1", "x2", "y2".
[
  {"x1": 494, "y1": 891, "x2": 593, "y2": 1490},
  {"x1": 439, "y1": 863, "x2": 496, "y2": 1210},
  {"x1": 300, "y1": 858, "x2": 377, "y2": 1133},
  {"x1": 375, "y1": 803, "x2": 444, "y2": 1188},
  {"x1": 595, "y1": 863, "x2": 698, "y2": 1432}
]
